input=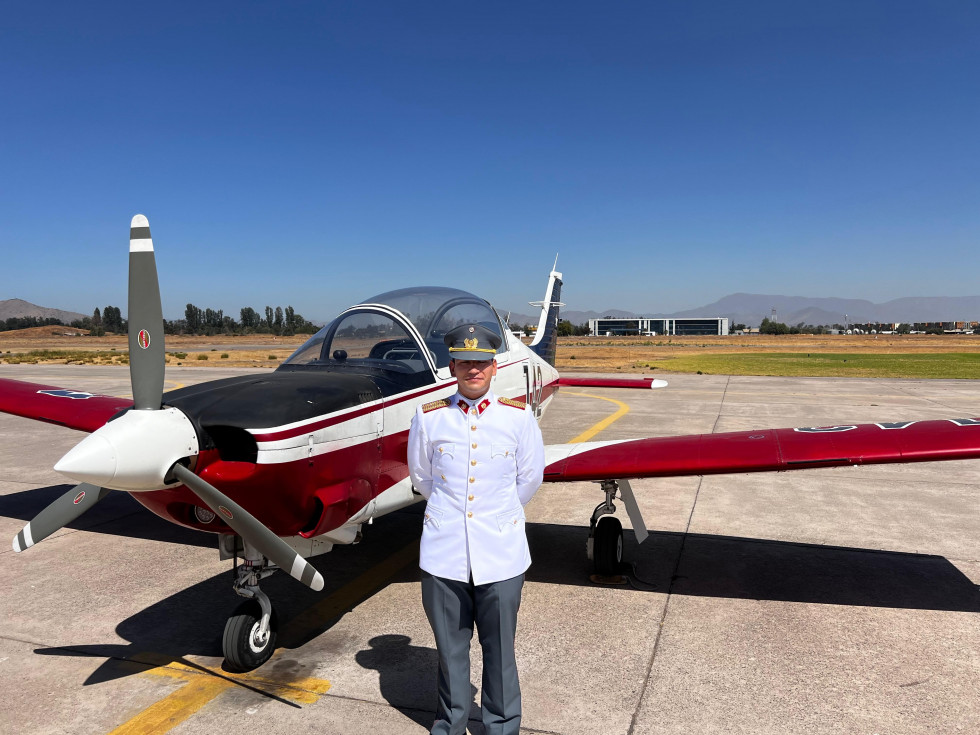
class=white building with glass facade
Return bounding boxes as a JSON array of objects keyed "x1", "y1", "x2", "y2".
[{"x1": 588, "y1": 317, "x2": 729, "y2": 336}]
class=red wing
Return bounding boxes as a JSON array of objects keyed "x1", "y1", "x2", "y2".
[
  {"x1": 0, "y1": 378, "x2": 132, "y2": 433},
  {"x1": 543, "y1": 419, "x2": 980, "y2": 481},
  {"x1": 558, "y1": 377, "x2": 667, "y2": 389}
]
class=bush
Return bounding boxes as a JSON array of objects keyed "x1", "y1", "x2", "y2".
[
  {"x1": 197, "y1": 354, "x2": 208, "y2": 361},
  {"x1": 220, "y1": 353, "x2": 229, "y2": 359}
]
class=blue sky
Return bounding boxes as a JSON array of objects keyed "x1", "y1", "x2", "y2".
[{"x1": 1, "y1": 2, "x2": 977, "y2": 323}]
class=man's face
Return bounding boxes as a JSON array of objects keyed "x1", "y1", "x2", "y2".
[{"x1": 449, "y1": 358, "x2": 497, "y2": 400}]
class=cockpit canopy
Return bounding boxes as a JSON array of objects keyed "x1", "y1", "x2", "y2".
[{"x1": 280, "y1": 287, "x2": 508, "y2": 380}]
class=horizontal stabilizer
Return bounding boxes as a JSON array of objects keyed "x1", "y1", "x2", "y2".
[{"x1": 558, "y1": 377, "x2": 668, "y2": 390}]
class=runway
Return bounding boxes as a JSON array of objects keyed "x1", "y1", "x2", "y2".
[{"x1": 1, "y1": 364, "x2": 978, "y2": 734}]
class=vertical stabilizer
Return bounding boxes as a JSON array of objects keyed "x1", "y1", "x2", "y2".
[{"x1": 528, "y1": 260, "x2": 564, "y2": 366}]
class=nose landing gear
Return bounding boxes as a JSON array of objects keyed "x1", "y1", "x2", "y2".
[{"x1": 223, "y1": 541, "x2": 280, "y2": 671}]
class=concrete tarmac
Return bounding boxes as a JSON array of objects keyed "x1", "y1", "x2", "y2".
[{"x1": 0, "y1": 365, "x2": 978, "y2": 734}]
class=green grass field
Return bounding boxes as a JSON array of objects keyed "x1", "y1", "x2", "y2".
[{"x1": 637, "y1": 352, "x2": 980, "y2": 379}]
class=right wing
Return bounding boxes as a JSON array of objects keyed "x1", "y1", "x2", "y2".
[{"x1": 0, "y1": 378, "x2": 132, "y2": 433}]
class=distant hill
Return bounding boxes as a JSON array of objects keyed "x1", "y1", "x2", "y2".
[
  {"x1": 0, "y1": 299, "x2": 88, "y2": 325},
  {"x1": 503, "y1": 294, "x2": 980, "y2": 329},
  {"x1": 662, "y1": 294, "x2": 980, "y2": 327}
]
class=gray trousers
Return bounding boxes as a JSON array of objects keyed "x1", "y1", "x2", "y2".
[{"x1": 421, "y1": 571, "x2": 525, "y2": 735}]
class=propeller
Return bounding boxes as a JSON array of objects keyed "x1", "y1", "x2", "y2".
[
  {"x1": 171, "y1": 465, "x2": 325, "y2": 591},
  {"x1": 128, "y1": 214, "x2": 165, "y2": 410},
  {"x1": 14, "y1": 215, "x2": 323, "y2": 591},
  {"x1": 12, "y1": 483, "x2": 110, "y2": 552}
]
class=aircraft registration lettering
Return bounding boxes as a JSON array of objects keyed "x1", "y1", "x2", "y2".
[
  {"x1": 949, "y1": 418, "x2": 980, "y2": 426},
  {"x1": 794, "y1": 425, "x2": 857, "y2": 433}
]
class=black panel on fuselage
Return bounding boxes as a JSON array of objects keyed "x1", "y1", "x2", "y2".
[{"x1": 163, "y1": 371, "x2": 383, "y2": 436}]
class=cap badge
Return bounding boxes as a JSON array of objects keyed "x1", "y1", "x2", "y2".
[
  {"x1": 468, "y1": 326, "x2": 475, "y2": 333},
  {"x1": 464, "y1": 338, "x2": 478, "y2": 349}
]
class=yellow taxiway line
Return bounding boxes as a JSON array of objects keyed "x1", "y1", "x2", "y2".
[
  {"x1": 108, "y1": 541, "x2": 419, "y2": 733},
  {"x1": 564, "y1": 391, "x2": 630, "y2": 443}
]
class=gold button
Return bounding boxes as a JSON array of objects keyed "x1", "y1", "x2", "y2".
[
  {"x1": 468, "y1": 494, "x2": 474, "y2": 501},
  {"x1": 470, "y1": 460, "x2": 477, "y2": 466},
  {"x1": 467, "y1": 512, "x2": 473, "y2": 518},
  {"x1": 470, "y1": 408, "x2": 476, "y2": 415},
  {"x1": 469, "y1": 477, "x2": 475, "y2": 484},
  {"x1": 441, "y1": 474, "x2": 446, "y2": 480},
  {"x1": 472, "y1": 443, "x2": 477, "y2": 449},
  {"x1": 471, "y1": 425, "x2": 477, "y2": 431},
  {"x1": 438, "y1": 447, "x2": 443, "y2": 453}
]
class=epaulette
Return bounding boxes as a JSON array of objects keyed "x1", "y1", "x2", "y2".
[
  {"x1": 498, "y1": 396, "x2": 527, "y2": 409},
  {"x1": 422, "y1": 398, "x2": 451, "y2": 413}
]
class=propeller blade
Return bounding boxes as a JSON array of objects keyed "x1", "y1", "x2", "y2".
[
  {"x1": 171, "y1": 465, "x2": 324, "y2": 592},
  {"x1": 12, "y1": 483, "x2": 111, "y2": 552},
  {"x1": 128, "y1": 214, "x2": 165, "y2": 411}
]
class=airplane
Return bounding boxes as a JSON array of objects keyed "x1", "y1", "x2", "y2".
[{"x1": 2, "y1": 214, "x2": 980, "y2": 672}]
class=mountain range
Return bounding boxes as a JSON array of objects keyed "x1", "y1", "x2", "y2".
[
  {"x1": 5, "y1": 294, "x2": 980, "y2": 331},
  {"x1": 505, "y1": 294, "x2": 980, "y2": 328}
]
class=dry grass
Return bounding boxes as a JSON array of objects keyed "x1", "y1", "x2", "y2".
[
  {"x1": 0, "y1": 327, "x2": 310, "y2": 367},
  {"x1": 554, "y1": 334, "x2": 980, "y2": 377}
]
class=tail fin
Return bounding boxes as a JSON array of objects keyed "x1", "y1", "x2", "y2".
[{"x1": 528, "y1": 258, "x2": 564, "y2": 366}]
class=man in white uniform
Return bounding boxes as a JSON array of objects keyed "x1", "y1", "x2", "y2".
[{"x1": 408, "y1": 323, "x2": 545, "y2": 735}]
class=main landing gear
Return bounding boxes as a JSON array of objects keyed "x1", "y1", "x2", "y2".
[
  {"x1": 586, "y1": 479, "x2": 649, "y2": 578},
  {"x1": 222, "y1": 539, "x2": 280, "y2": 671}
]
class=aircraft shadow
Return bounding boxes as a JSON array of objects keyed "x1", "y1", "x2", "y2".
[
  {"x1": 27, "y1": 509, "x2": 979, "y2": 693},
  {"x1": 0, "y1": 483, "x2": 213, "y2": 548},
  {"x1": 528, "y1": 522, "x2": 980, "y2": 612}
]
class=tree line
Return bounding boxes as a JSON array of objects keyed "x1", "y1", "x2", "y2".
[{"x1": 2, "y1": 303, "x2": 319, "y2": 337}]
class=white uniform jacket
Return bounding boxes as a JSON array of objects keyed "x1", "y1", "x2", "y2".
[{"x1": 408, "y1": 390, "x2": 545, "y2": 585}]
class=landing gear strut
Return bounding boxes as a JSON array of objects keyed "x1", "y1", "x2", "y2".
[
  {"x1": 587, "y1": 480, "x2": 624, "y2": 576},
  {"x1": 223, "y1": 540, "x2": 279, "y2": 671}
]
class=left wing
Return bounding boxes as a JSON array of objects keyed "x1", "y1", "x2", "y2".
[
  {"x1": 0, "y1": 378, "x2": 132, "y2": 433},
  {"x1": 544, "y1": 418, "x2": 980, "y2": 481}
]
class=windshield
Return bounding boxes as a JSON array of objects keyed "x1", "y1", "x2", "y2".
[
  {"x1": 283, "y1": 287, "x2": 508, "y2": 372},
  {"x1": 361, "y1": 287, "x2": 507, "y2": 368},
  {"x1": 282, "y1": 308, "x2": 432, "y2": 375}
]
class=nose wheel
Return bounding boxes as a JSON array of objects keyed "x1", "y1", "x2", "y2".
[
  {"x1": 222, "y1": 542, "x2": 281, "y2": 671},
  {"x1": 223, "y1": 598, "x2": 279, "y2": 671}
]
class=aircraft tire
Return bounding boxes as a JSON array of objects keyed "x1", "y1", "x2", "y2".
[
  {"x1": 223, "y1": 599, "x2": 279, "y2": 671},
  {"x1": 594, "y1": 516, "x2": 623, "y2": 576}
]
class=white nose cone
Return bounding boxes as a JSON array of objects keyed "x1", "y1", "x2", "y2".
[
  {"x1": 55, "y1": 434, "x2": 116, "y2": 487},
  {"x1": 53, "y1": 407, "x2": 199, "y2": 492}
]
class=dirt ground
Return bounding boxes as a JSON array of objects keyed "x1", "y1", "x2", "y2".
[{"x1": 2, "y1": 327, "x2": 979, "y2": 371}]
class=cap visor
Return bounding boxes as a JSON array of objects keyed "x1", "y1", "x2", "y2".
[{"x1": 448, "y1": 350, "x2": 496, "y2": 361}]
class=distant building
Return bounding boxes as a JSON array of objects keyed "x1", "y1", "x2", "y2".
[{"x1": 588, "y1": 317, "x2": 729, "y2": 337}]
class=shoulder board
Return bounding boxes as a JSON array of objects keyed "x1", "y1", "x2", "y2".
[
  {"x1": 498, "y1": 397, "x2": 527, "y2": 410},
  {"x1": 422, "y1": 398, "x2": 451, "y2": 413}
]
